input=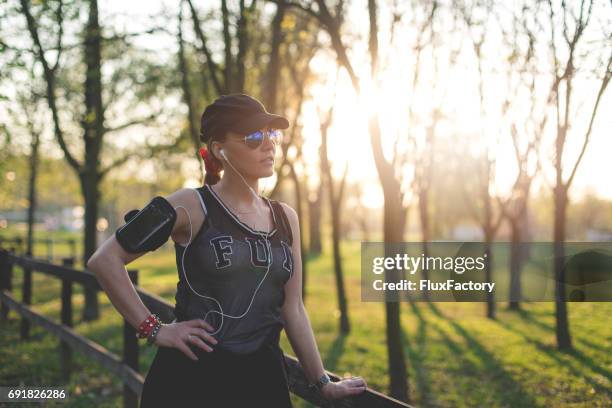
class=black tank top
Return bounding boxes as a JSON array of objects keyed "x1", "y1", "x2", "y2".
[{"x1": 173, "y1": 184, "x2": 294, "y2": 355}]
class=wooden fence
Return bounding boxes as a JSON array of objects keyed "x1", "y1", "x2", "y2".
[{"x1": 0, "y1": 247, "x2": 412, "y2": 408}]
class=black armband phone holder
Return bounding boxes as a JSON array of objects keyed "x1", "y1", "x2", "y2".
[{"x1": 115, "y1": 196, "x2": 177, "y2": 253}]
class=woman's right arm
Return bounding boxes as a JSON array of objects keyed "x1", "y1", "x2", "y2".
[
  {"x1": 87, "y1": 236, "x2": 150, "y2": 329},
  {"x1": 86, "y1": 188, "x2": 218, "y2": 360}
]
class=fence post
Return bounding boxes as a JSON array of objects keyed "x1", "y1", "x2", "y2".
[
  {"x1": 0, "y1": 248, "x2": 14, "y2": 322},
  {"x1": 20, "y1": 247, "x2": 33, "y2": 339},
  {"x1": 69, "y1": 239, "x2": 76, "y2": 261},
  {"x1": 60, "y1": 257, "x2": 75, "y2": 381},
  {"x1": 123, "y1": 269, "x2": 139, "y2": 408},
  {"x1": 16, "y1": 237, "x2": 23, "y2": 256},
  {"x1": 46, "y1": 238, "x2": 52, "y2": 262},
  {"x1": 0, "y1": 249, "x2": 8, "y2": 322}
]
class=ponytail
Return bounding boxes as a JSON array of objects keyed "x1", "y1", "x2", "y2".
[{"x1": 199, "y1": 145, "x2": 223, "y2": 185}]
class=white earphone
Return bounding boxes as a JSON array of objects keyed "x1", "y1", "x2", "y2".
[{"x1": 173, "y1": 146, "x2": 273, "y2": 338}]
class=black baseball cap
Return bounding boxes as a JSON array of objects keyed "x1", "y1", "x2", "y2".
[{"x1": 200, "y1": 93, "x2": 290, "y2": 143}]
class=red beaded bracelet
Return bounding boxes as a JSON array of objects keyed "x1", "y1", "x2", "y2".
[{"x1": 137, "y1": 313, "x2": 161, "y2": 339}]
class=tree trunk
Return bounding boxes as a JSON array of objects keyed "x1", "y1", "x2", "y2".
[
  {"x1": 26, "y1": 132, "x2": 40, "y2": 257},
  {"x1": 81, "y1": 0, "x2": 104, "y2": 321},
  {"x1": 554, "y1": 184, "x2": 572, "y2": 349},
  {"x1": 483, "y1": 159, "x2": 495, "y2": 320},
  {"x1": 484, "y1": 239, "x2": 495, "y2": 319},
  {"x1": 320, "y1": 113, "x2": 350, "y2": 334},
  {"x1": 220, "y1": 0, "x2": 233, "y2": 93},
  {"x1": 508, "y1": 220, "x2": 522, "y2": 311},
  {"x1": 287, "y1": 162, "x2": 308, "y2": 303},
  {"x1": 308, "y1": 185, "x2": 323, "y2": 255},
  {"x1": 235, "y1": 0, "x2": 250, "y2": 93},
  {"x1": 329, "y1": 181, "x2": 349, "y2": 333},
  {"x1": 23, "y1": 129, "x2": 40, "y2": 339},
  {"x1": 371, "y1": 109, "x2": 409, "y2": 402},
  {"x1": 265, "y1": 0, "x2": 286, "y2": 112},
  {"x1": 178, "y1": 6, "x2": 205, "y2": 184},
  {"x1": 418, "y1": 187, "x2": 430, "y2": 301},
  {"x1": 382, "y1": 175, "x2": 409, "y2": 402}
]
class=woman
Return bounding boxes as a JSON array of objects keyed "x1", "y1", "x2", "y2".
[{"x1": 87, "y1": 93, "x2": 367, "y2": 407}]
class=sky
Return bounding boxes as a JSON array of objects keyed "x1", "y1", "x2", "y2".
[
  {"x1": 4, "y1": 0, "x2": 611, "y2": 208},
  {"x1": 296, "y1": 0, "x2": 612, "y2": 205}
]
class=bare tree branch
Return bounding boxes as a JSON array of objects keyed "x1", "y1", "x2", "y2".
[
  {"x1": 281, "y1": 0, "x2": 320, "y2": 20},
  {"x1": 51, "y1": 0, "x2": 64, "y2": 74},
  {"x1": 19, "y1": 0, "x2": 82, "y2": 172},
  {"x1": 186, "y1": 0, "x2": 225, "y2": 95},
  {"x1": 99, "y1": 150, "x2": 138, "y2": 179},
  {"x1": 103, "y1": 110, "x2": 161, "y2": 134},
  {"x1": 565, "y1": 52, "x2": 611, "y2": 188}
]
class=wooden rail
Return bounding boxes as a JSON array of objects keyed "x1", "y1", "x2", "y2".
[
  {"x1": 0, "y1": 248, "x2": 412, "y2": 408},
  {"x1": 0, "y1": 235, "x2": 77, "y2": 262},
  {"x1": 0, "y1": 291, "x2": 144, "y2": 395}
]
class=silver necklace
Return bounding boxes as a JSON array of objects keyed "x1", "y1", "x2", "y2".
[{"x1": 210, "y1": 185, "x2": 273, "y2": 232}]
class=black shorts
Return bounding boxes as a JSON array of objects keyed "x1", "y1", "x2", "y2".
[{"x1": 140, "y1": 336, "x2": 294, "y2": 408}]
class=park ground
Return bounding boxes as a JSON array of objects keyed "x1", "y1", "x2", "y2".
[{"x1": 0, "y1": 234, "x2": 610, "y2": 407}]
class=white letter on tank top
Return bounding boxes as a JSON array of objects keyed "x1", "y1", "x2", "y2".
[
  {"x1": 210, "y1": 235, "x2": 234, "y2": 268},
  {"x1": 245, "y1": 236, "x2": 270, "y2": 267}
]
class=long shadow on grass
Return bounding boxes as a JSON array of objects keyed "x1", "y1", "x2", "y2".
[
  {"x1": 401, "y1": 302, "x2": 438, "y2": 408},
  {"x1": 496, "y1": 318, "x2": 612, "y2": 398},
  {"x1": 516, "y1": 308, "x2": 554, "y2": 332},
  {"x1": 0, "y1": 319, "x2": 64, "y2": 385},
  {"x1": 426, "y1": 303, "x2": 540, "y2": 408},
  {"x1": 323, "y1": 333, "x2": 347, "y2": 372},
  {"x1": 515, "y1": 307, "x2": 610, "y2": 355}
]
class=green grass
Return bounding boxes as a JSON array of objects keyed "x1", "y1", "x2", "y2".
[
  {"x1": 0, "y1": 228, "x2": 85, "y2": 269},
  {"x1": 0, "y1": 238, "x2": 610, "y2": 407}
]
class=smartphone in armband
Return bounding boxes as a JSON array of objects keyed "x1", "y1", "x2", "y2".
[{"x1": 115, "y1": 196, "x2": 177, "y2": 253}]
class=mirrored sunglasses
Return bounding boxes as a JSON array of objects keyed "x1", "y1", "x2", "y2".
[{"x1": 242, "y1": 129, "x2": 283, "y2": 149}]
